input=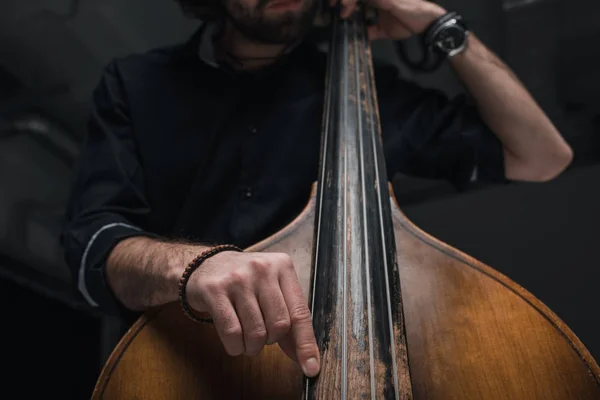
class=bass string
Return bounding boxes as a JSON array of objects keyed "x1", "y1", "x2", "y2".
[
  {"x1": 342, "y1": 13, "x2": 349, "y2": 399},
  {"x1": 351, "y1": 11, "x2": 378, "y2": 399},
  {"x1": 361, "y1": 9, "x2": 402, "y2": 397},
  {"x1": 305, "y1": 9, "x2": 337, "y2": 399}
]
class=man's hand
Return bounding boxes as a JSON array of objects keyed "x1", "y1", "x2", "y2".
[
  {"x1": 186, "y1": 251, "x2": 321, "y2": 377},
  {"x1": 330, "y1": 0, "x2": 446, "y2": 40}
]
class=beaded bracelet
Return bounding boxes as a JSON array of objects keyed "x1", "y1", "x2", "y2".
[{"x1": 178, "y1": 244, "x2": 243, "y2": 324}]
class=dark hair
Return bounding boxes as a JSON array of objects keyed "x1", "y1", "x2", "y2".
[{"x1": 174, "y1": 0, "x2": 226, "y2": 21}]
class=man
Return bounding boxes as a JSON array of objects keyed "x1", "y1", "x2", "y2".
[{"x1": 61, "y1": 0, "x2": 573, "y2": 379}]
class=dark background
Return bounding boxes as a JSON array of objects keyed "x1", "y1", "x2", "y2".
[{"x1": 1, "y1": 0, "x2": 599, "y2": 398}]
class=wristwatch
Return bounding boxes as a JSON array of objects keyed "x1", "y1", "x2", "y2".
[{"x1": 423, "y1": 11, "x2": 470, "y2": 58}]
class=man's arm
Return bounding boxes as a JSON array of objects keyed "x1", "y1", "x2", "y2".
[
  {"x1": 365, "y1": 0, "x2": 573, "y2": 182},
  {"x1": 60, "y1": 60, "x2": 165, "y2": 314},
  {"x1": 448, "y1": 34, "x2": 573, "y2": 182},
  {"x1": 105, "y1": 237, "x2": 208, "y2": 311},
  {"x1": 105, "y1": 236, "x2": 321, "y2": 376}
]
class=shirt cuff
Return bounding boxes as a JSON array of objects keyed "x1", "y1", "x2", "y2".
[
  {"x1": 474, "y1": 126, "x2": 506, "y2": 183},
  {"x1": 78, "y1": 222, "x2": 159, "y2": 320}
]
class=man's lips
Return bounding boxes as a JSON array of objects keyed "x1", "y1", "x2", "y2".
[{"x1": 266, "y1": 0, "x2": 302, "y2": 10}]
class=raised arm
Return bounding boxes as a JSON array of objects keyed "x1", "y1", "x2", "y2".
[
  {"x1": 446, "y1": 33, "x2": 572, "y2": 181},
  {"x1": 363, "y1": 0, "x2": 573, "y2": 182}
]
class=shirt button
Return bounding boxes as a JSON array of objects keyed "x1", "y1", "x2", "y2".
[
  {"x1": 249, "y1": 126, "x2": 257, "y2": 135},
  {"x1": 243, "y1": 187, "x2": 253, "y2": 199}
]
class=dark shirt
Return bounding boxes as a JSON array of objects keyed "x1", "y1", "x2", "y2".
[{"x1": 61, "y1": 25, "x2": 505, "y2": 316}]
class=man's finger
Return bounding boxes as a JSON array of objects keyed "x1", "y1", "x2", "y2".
[
  {"x1": 233, "y1": 289, "x2": 268, "y2": 356},
  {"x1": 205, "y1": 294, "x2": 245, "y2": 357},
  {"x1": 279, "y1": 268, "x2": 320, "y2": 377},
  {"x1": 278, "y1": 334, "x2": 299, "y2": 363},
  {"x1": 257, "y1": 283, "x2": 291, "y2": 345}
]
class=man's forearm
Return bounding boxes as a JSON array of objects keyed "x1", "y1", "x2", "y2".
[
  {"x1": 448, "y1": 33, "x2": 573, "y2": 181},
  {"x1": 106, "y1": 236, "x2": 209, "y2": 311}
]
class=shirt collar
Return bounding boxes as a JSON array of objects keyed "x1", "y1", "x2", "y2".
[{"x1": 198, "y1": 22, "x2": 220, "y2": 68}]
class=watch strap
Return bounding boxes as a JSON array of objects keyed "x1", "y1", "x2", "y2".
[{"x1": 423, "y1": 11, "x2": 468, "y2": 50}]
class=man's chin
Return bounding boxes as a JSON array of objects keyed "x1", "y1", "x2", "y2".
[
  {"x1": 254, "y1": 18, "x2": 311, "y2": 43},
  {"x1": 229, "y1": 2, "x2": 317, "y2": 45}
]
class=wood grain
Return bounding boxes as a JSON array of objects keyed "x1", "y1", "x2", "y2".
[
  {"x1": 389, "y1": 184, "x2": 600, "y2": 399},
  {"x1": 93, "y1": 186, "x2": 600, "y2": 399}
]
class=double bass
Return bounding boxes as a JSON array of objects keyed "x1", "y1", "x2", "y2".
[{"x1": 92, "y1": 6, "x2": 600, "y2": 399}]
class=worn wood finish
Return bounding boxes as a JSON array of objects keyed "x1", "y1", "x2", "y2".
[
  {"x1": 93, "y1": 186, "x2": 600, "y2": 399},
  {"x1": 306, "y1": 9, "x2": 412, "y2": 399}
]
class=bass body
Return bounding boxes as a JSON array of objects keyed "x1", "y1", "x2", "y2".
[{"x1": 92, "y1": 186, "x2": 600, "y2": 399}]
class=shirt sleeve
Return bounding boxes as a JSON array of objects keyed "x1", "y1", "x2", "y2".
[
  {"x1": 61, "y1": 60, "x2": 158, "y2": 318},
  {"x1": 376, "y1": 64, "x2": 506, "y2": 190}
]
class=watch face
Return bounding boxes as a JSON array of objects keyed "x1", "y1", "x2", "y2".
[{"x1": 435, "y1": 25, "x2": 466, "y2": 52}]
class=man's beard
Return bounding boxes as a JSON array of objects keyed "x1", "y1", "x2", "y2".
[{"x1": 225, "y1": 0, "x2": 318, "y2": 45}]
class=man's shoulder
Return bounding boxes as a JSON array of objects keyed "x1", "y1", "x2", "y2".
[
  {"x1": 90, "y1": 42, "x2": 198, "y2": 109},
  {"x1": 102, "y1": 43, "x2": 186, "y2": 79}
]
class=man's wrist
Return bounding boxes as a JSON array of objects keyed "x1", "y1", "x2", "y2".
[
  {"x1": 165, "y1": 242, "x2": 212, "y2": 289},
  {"x1": 420, "y1": 4, "x2": 447, "y2": 34}
]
